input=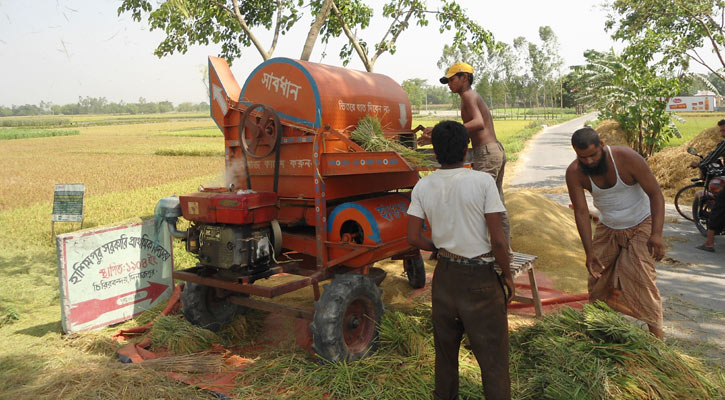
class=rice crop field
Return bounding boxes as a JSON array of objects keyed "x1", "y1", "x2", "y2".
[
  {"x1": 669, "y1": 112, "x2": 725, "y2": 148},
  {"x1": 0, "y1": 118, "x2": 225, "y2": 212},
  {"x1": 412, "y1": 116, "x2": 568, "y2": 161},
  {"x1": 0, "y1": 128, "x2": 80, "y2": 140}
]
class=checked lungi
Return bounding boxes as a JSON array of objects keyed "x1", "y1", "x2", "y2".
[{"x1": 588, "y1": 216, "x2": 664, "y2": 329}]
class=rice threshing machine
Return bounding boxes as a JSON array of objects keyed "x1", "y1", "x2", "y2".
[{"x1": 156, "y1": 56, "x2": 430, "y2": 362}]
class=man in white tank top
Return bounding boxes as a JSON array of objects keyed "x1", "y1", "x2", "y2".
[{"x1": 565, "y1": 127, "x2": 665, "y2": 339}]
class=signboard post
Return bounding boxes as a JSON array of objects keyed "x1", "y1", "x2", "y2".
[
  {"x1": 56, "y1": 219, "x2": 174, "y2": 333},
  {"x1": 52, "y1": 184, "x2": 85, "y2": 238}
]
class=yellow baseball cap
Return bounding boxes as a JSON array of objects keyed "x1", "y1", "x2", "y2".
[{"x1": 439, "y1": 62, "x2": 474, "y2": 84}]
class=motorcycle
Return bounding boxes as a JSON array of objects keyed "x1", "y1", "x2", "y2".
[{"x1": 685, "y1": 147, "x2": 725, "y2": 237}]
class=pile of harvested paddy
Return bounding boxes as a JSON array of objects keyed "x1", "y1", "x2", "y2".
[
  {"x1": 596, "y1": 120, "x2": 630, "y2": 146},
  {"x1": 511, "y1": 302, "x2": 724, "y2": 399},
  {"x1": 648, "y1": 125, "x2": 722, "y2": 199},
  {"x1": 148, "y1": 311, "x2": 266, "y2": 354},
  {"x1": 228, "y1": 304, "x2": 723, "y2": 399},
  {"x1": 506, "y1": 189, "x2": 588, "y2": 294}
]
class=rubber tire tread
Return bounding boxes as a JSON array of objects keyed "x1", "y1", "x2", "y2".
[
  {"x1": 674, "y1": 183, "x2": 703, "y2": 221},
  {"x1": 404, "y1": 256, "x2": 426, "y2": 289},
  {"x1": 181, "y1": 282, "x2": 242, "y2": 332},
  {"x1": 310, "y1": 274, "x2": 384, "y2": 362}
]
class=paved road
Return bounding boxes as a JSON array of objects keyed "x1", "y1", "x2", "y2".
[{"x1": 508, "y1": 114, "x2": 724, "y2": 363}]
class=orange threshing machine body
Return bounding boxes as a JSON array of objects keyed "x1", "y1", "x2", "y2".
[
  {"x1": 161, "y1": 56, "x2": 429, "y2": 361},
  {"x1": 207, "y1": 56, "x2": 421, "y2": 268}
]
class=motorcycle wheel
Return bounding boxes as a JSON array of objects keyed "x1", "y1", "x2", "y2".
[
  {"x1": 674, "y1": 183, "x2": 703, "y2": 221},
  {"x1": 692, "y1": 196, "x2": 711, "y2": 237}
]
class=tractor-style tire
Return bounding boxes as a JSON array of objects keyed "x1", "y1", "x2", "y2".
[
  {"x1": 181, "y1": 282, "x2": 245, "y2": 332},
  {"x1": 310, "y1": 274, "x2": 384, "y2": 362},
  {"x1": 404, "y1": 256, "x2": 426, "y2": 289}
]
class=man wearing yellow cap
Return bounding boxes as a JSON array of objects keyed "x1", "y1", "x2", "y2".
[{"x1": 419, "y1": 62, "x2": 510, "y2": 247}]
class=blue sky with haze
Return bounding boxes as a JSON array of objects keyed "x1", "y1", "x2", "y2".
[{"x1": 0, "y1": 1, "x2": 636, "y2": 107}]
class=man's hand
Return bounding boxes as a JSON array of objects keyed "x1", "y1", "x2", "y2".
[
  {"x1": 417, "y1": 127, "x2": 433, "y2": 146},
  {"x1": 585, "y1": 253, "x2": 606, "y2": 279},
  {"x1": 647, "y1": 234, "x2": 666, "y2": 261},
  {"x1": 689, "y1": 160, "x2": 699, "y2": 168},
  {"x1": 502, "y1": 274, "x2": 515, "y2": 304}
]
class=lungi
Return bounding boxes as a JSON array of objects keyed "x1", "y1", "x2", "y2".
[
  {"x1": 588, "y1": 216, "x2": 664, "y2": 329},
  {"x1": 472, "y1": 141, "x2": 510, "y2": 245}
]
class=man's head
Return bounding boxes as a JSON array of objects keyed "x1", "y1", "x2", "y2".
[
  {"x1": 432, "y1": 120, "x2": 469, "y2": 165},
  {"x1": 718, "y1": 119, "x2": 725, "y2": 138},
  {"x1": 571, "y1": 127, "x2": 608, "y2": 176},
  {"x1": 439, "y1": 62, "x2": 474, "y2": 90}
]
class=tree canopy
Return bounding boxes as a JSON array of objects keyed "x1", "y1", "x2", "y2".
[
  {"x1": 569, "y1": 49, "x2": 680, "y2": 156},
  {"x1": 606, "y1": 0, "x2": 725, "y2": 81},
  {"x1": 118, "y1": 0, "x2": 496, "y2": 72}
]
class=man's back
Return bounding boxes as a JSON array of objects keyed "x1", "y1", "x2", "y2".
[{"x1": 409, "y1": 168, "x2": 504, "y2": 258}]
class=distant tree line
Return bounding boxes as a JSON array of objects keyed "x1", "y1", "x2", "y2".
[
  {"x1": 0, "y1": 97, "x2": 210, "y2": 117},
  {"x1": 403, "y1": 26, "x2": 571, "y2": 117}
]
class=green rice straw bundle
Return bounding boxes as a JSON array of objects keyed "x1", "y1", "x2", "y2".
[
  {"x1": 149, "y1": 315, "x2": 222, "y2": 355},
  {"x1": 510, "y1": 301, "x2": 724, "y2": 400},
  {"x1": 350, "y1": 115, "x2": 434, "y2": 168}
]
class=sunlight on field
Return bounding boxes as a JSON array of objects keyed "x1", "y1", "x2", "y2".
[
  {"x1": 1, "y1": 122, "x2": 225, "y2": 212},
  {"x1": 669, "y1": 112, "x2": 725, "y2": 147}
]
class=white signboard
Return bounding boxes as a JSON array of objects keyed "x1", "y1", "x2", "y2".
[
  {"x1": 52, "y1": 184, "x2": 85, "y2": 222},
  {"x1": 56, "y1": 219, "x2": 174, "y2": 333},
  {"x1": 666, "y1": 96, "x2": 716, "y2": 112}
]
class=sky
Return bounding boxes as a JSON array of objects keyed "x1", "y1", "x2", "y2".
[{"x1": 0, "y1": 0, "x2": 630, "y2": 107}]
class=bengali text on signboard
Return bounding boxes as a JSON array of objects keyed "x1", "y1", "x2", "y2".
[
  {"x1": 56, "y1": 219, "x2": 174, "y2": 333},
  {"x1": 52, "y1": 184, "x2": 85, "y2": 222}
]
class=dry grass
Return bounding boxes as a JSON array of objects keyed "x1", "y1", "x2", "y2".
[
  {"x1": 2, "y1": 356, "x2": 211, "y2": 399},
  {"x1": 597, "y1": 119, "x2": 631, "y2": 146},
  {"x1": 648, "y1": 125, "x2": 722, "y2": 200}
]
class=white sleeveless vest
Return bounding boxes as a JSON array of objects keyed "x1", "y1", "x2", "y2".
[{"x1": 590, "y1": 146, "x2": 651, "y2": 229}]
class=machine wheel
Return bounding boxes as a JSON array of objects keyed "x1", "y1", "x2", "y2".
[
  {"x1": 404, "y1": 255, "x2": 426, "y2": 289},
  {"x1": 181, "y1": 282, "x2": 245, "y2": 332},
  {"x1": 692, "y1": 197, "x2": 710, "y2": 237},
  {"x1": 239, "y1": 103, "x2": 281, "y2": 159},
  {"x1": 674, "y1": 183, "x2": 703, "y2": 221},
  {"x1": 310, "y1": 274, "x2": 384, "y2": 362},
  {"x1": 368, "y1": 266, "x2": 387, "y2": 286}
]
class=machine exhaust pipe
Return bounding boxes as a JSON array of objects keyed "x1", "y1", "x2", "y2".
[{"x1": 155, "y1": 196, "x2": 186, "y2": 239}]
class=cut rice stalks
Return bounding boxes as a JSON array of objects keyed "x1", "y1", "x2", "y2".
[
  {"x1": 511, "y1": 301, "x2": 724, "y2": 400},
  {"x1": 350, "y1": 115, "x2": 434, "y2": 168},
  {"x1": 121, "y1": 352, "x2": 226, "y2": 374}
]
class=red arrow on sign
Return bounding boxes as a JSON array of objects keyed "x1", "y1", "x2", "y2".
[{"x1": 70, "y1": 281, "x2": 169, "y2": 326}]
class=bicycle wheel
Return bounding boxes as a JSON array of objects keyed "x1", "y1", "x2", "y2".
[{"x1": 674, "y1": 183, "x2": 703, "y2": 221}]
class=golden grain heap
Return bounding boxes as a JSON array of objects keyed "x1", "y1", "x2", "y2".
[{"x1": 648, "y1": 125, "x2": 722, "y2": 199}]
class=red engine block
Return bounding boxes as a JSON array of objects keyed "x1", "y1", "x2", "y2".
[{"x1": 179, "y1": 189, "x2": 278, "y2": 225}]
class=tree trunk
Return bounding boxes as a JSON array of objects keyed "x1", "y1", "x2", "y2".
[
  {"x1": 330, "y1": 1, "x2": 371, "y2": 71},
  {"x1": 230, "y1": 0, "x2": 270, "y2": 60},
  {"x1": 300, "y1": 0, "x2": 334, "y2": 60}
]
